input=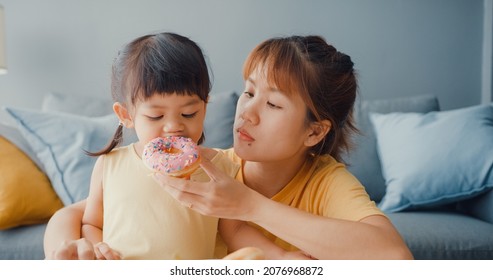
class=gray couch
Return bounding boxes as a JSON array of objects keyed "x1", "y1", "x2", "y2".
[
  {"x1": 345, "y1": 95, "x2": 493, "y2": 259},
  {"x1": 1, "y1": 94, "x2": 492, "y2": 259}
]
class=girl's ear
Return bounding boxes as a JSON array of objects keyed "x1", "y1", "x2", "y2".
[
  {"x1": 304, "y1": 120, "x2": 331, "y2": 147},
  {"x1": 113, "y1": 102, "x2": 134, "y2": 128}
]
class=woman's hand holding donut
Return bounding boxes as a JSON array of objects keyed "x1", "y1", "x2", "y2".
[{"x1": 152, "y1": 157, "x2": 265, "y2": 221}]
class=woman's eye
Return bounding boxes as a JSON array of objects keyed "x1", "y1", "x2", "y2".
[
  {"x1": 267, "y1": 101, "x2": 282, "y2": 109},
  {"x1": 243, "y1": 91, "x2": 254, "y2": 98},
  {"x1": 182, "y1": 112, "x2": 198, "y2": 119}
]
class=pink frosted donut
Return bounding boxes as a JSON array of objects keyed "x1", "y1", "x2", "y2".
[{"x1": 142, "y1": 136, "x2": 200, "y2": 178}]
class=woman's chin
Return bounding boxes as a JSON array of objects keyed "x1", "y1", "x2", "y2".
[{"x1": 233, "y1": 140, "x2": 254, "y2": 156}]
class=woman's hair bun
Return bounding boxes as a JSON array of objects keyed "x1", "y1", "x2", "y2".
[{"x1": 335, "y1": 52, "x2": 354, "y2": 73}]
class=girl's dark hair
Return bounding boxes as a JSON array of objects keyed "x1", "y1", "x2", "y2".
[
  {"x1": 243, "y1": 35, "x2": 358, "y2": 162},
  {"x1": 87, "y1": 32, "x2": 211, "y2": 156}
]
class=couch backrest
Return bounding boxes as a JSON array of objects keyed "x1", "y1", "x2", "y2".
[{"x1": 343, "y1": 95, "x2": 440, "y2": 202}]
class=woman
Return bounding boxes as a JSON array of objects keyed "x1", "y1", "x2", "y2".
[{"x1": 44, "y1": 35, "x2": 413, "y2": 260}]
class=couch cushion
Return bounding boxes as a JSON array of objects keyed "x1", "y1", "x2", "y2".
[
  {"x1": 387, "y1": 211, "x2": 493, "y2": 259},
  {"x1": 0, "y1": 223, "x2": 46, "y2": 260},
  {"x1": 371, "y1": 104, "x2": 493, "y2": 212},
  {"x1": 344, "y1": 95, "x2": 440, "y2": 202}
]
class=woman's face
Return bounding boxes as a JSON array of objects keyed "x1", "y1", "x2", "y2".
[{"x1": 233, "y1": 67, "x2": 313, "y2": 163}]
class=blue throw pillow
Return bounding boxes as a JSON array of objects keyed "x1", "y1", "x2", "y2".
[
  {"x1": 4, "y1": 107, "x2": 118, "y2": 205},
  {"x1": 370, "y1": 104, "x2": 493, "y2": 212}
]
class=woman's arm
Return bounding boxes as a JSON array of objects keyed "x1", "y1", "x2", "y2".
[
  {"x1": 219, "y1": 219, "x2": 311, "y2": 259},
  {"x1": 80, "y1": 156, "x2": 105, "y2": 244},
  {"x1": 43, "y1": 156, "x2": 120, "y2": 260},
  {"x1": 43, "y1": 200, "x2": 87, "y2": 259},
  {"x1": 43, "y1": 199, "x2": 121, "y2": 260},
  {"x1": 251, "y1": 199, "x2": 413, "y2": 260},
  {"x1": 153, "y1": 159, "x2": 413, "y2": 260}
]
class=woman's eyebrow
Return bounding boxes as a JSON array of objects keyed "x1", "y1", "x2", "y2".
[
  {"x1": 247, "y1": 76, "x2": 280, "y2": 93},
  {"x1": 246, "y1": 77, "x2": 256, "y2": 86}
]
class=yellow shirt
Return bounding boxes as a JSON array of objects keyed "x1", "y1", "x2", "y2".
[
  {"x1": 222, "y1": 148, "x2": 384, "y2": 252},
  {"x1": 102, "y1": 144, "x2": 239, "y2": 259}
]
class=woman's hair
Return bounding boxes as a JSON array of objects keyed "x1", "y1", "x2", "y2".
[
  {"x1": 88, "y1": 32, "x2": 211, "y2": 156},
  {"x1": 243, "y1": 35, "x2": 357, "y2": 162}
]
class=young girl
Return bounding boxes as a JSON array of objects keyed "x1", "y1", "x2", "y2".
[{"x1": 79, "y1": 32, "x2": 242, "y2": 260}]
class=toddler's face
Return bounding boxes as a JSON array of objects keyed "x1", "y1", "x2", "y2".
[{"x1": 131, "y1": 93, "x2": 206, "y2": 155}]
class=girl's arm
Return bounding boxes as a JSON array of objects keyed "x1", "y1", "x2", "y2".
[{"x1": 219, "y1": 219, "x2": 311, "y2": 260}]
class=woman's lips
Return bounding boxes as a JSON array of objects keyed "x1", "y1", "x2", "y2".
[{"x1": 237, "y1": 128, "x2": 255, "y2": 142}]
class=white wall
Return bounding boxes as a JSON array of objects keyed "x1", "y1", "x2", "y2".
[{"x1": 0, "y1": 0, "x2": 486, "y2": 123}]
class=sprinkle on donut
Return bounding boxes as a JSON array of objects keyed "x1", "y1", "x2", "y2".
[{"x1": 142, "y1": 136, "x2": 200, "y2": 176}]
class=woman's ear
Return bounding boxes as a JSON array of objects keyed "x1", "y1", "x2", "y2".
[
  {"x1": 113, "y1": 102, "x2": 134, "y2": 128},
  {"x1": 304, "y1": 120, "x2": 331, "y2": 147}
]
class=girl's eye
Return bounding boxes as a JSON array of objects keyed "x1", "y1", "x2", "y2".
[
  {"x1": 182, "y1": 112, "x2": 198, "y2": 119},
  {"x1": 147, "y1": 115, "x2": 163, "y2": 121},
  {"x1": 267, "y1": 101, "x2": 282, "y2": 109},
  {"x1": 243, "y1": 91, "x2": 254, "y2": 98}
]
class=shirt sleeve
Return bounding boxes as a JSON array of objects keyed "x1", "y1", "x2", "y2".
[{"x1": 316, "y1": 165, "x2": 385, "y2": 221}]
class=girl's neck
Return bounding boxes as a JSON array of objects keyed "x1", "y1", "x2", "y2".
[
  {"x1": 133, "y1": 141, "x2": 145, "y2": 158},
  {"x1": 242, "y1": 153, "x2": 308, "y2": 198}
]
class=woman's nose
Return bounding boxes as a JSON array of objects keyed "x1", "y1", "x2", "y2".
[{"x1": 239, "y1": 100, "x2": 260, "y2": 125}]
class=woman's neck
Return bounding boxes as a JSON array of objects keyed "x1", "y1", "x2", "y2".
[{"x1": 242, "y1": 153, "x2": 308, "y2": 198}]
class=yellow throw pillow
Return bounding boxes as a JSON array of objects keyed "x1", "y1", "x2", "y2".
[{"x1": 0, "y1": 136, "x2": 63, "y2": 229}]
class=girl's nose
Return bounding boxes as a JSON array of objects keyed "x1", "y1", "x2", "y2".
[{"x1": 162, "y1": 119, "x2": 184, "y2": 133}]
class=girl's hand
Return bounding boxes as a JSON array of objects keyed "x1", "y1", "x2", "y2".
[
  {"x1": 48, "y1": 238, "x2": 121, "y2": 260},
  {"x1": 152, "y1": 158, "x2": 265, "y2": 221},
  {"x1": 94, "y1": 242, "x2": 122, "y2": 260}
]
